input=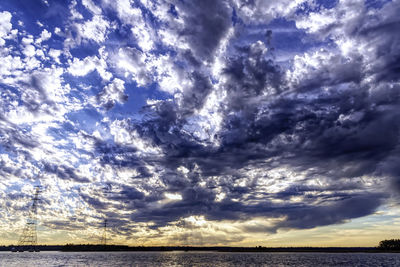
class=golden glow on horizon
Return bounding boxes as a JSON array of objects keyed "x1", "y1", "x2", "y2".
[{"x1": 2, "y1": 205, "x2": 400, "y2": 247}]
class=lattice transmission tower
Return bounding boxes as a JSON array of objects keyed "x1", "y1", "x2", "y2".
[
  {"x1": 100, "y1": 219, "x2": 107, "y2": 246},
  {"x1": 17, "y1": 186, "x2": 41, "y2": 252}
]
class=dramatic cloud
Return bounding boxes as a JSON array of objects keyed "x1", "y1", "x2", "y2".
[{"x1": 0, "y1": 0, "x2": 399, "y2": 246}]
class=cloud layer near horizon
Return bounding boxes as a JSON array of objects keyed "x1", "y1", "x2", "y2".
[{"x1": 0, "y1": 0, "x2": 399, "y2": 245}]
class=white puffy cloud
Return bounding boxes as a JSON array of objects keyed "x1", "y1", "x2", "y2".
[
  {"x1": 78, "y1": 15, "x2": 110, "y2": 43},
  {"x1": 0, "y1": 11, "x2": 12, "y2": 46},
  {"x1": 23, "y1": 44, "x2": 36, "y2": 58},
  {"x1": 102, "y1": 0, "x2": 156, "y2": 52},
  {"x1": 82, "y1": 0, "x2": 102, "y2": 15},
  {"x1": 97, "y1": 78, "x2": 127, "y2": 109},
  {"x1": 284, "y1": 48, "x2": 362, "y2": 90},
  {"x1": 68, "y1": 56, "x2": 98, "y2": 76},
  {"x1": 113, "y1": 47, "x2": 151, "y2": 86},
  {"x1": 102, "y1": 0, "x2": 142, "y2": 24},
  {"x1": 292, "y1": 0, "x2": 400, "y2": 88},
  {"x1": 295, "y1": 0, "x2": 365, "y2": 39},
  {"x1": 0, "y1": 54, "x2": 24, "y2": 79},
  {"x1": 40, "y1": 29, "x2": 51, "y2": 41},
  {"x1": 64, "y1": 0, "x2": 111, "y2": 48},
  {"x1": 231, "y1": 0, "x2": 311, "y2": 24},
  {"x1": 67, "y1": 50, "x2": 112, "y2": 80},
  {"x1": 0, "y1": 11, "x2": 12, "y2": 36},
  {"x1": 48, "y1": 48, "x2": 62, "y2": 64}
]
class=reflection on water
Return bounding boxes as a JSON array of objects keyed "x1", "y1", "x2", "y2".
[{"x1": 1, "y1": 251, "x2": 400, "y2": 267}]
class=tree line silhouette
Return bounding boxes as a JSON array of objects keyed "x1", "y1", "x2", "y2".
[{"x1": 378, "y1": 239, "x2": 400, "y2": 251}]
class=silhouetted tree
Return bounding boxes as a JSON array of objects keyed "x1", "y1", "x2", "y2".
[{"x1": 378, "y1": 239, "x2": 400, "y2": 250}]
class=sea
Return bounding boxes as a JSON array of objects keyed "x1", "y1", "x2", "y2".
[{"x1": 1, "y1": 251, "x2": 400, "y2": 266}]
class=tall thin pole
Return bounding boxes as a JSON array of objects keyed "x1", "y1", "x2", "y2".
[{"x1": 100, "y1": 219, "x2": 107, "y2": 246}]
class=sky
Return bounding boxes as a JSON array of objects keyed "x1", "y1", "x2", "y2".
[{"x1": 0, "y1": 0, "x2": 400, "y2": 247}]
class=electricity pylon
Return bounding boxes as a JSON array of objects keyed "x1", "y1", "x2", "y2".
[
  {"x1": 100, "y1": 219, "x2": 107, "y2": 246},
  {"x1": 17, "y1": 186, "x2": 41, "y2": 252}
]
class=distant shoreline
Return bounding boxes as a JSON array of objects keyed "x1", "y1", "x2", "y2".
[{"x1": 1, "y1": 245, "x2": 399, "y2": 253}]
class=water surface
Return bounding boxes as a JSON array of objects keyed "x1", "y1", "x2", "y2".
[{"x1": 1, "y1": 251, "x2": 399, "y2": 266}]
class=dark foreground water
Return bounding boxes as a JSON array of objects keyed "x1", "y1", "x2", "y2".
[{"x1": 1, "y1": 251, "x2": 400, "y2": 267}]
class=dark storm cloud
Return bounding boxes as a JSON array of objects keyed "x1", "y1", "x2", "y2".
[
  {"x1": 0, "y1": 117, "x2": 38, "y2": 152},
  {"x1": 19, "y1": 73, "x2": 56, "y2": 113},
  {"x1": 223, "y1": 41, "x2": 283, "y2": 101},
  {"x1": 111, "y1": 185, "x2": 145, "y2": 201},
  {"x1": 279, "y1": 193, "x2": 385, "y2": 229},
  {"x1": 242, "y1": 193, "x2": 385, "y2": 233},
  {"x1": 0, "y1": 118, "x2": 39, "y2": 182},
  {"x1": 43, "y1": 162, "x2": 90, "y2": 183},
  {"x1": 80, "y1": 190, "x2": 110, "y2": 210},
  {"x1": 96, "y1": 71, "x2": 396, "y2": 230},
  {"x1": 180, "y1": 71, "x2": 214, "y2": 114},
  {"x1": 44, "y1": 219, "x2": 87, "y2": 231},
  {"x1": 67, "y1": 0, "x2": 400, "y2": 233},
  {"x1": 155, "y1": 0, "x2": 233, "y2": 114},
  {"x1": 94, "y1": 138, "x2": 142, "y2": 168},
  {"x1": 174, "y1": 0, "x2": 232, "y2": 61},
  {"x1": 360, "y1": 18, "x2": 400, "y2": 84}
]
